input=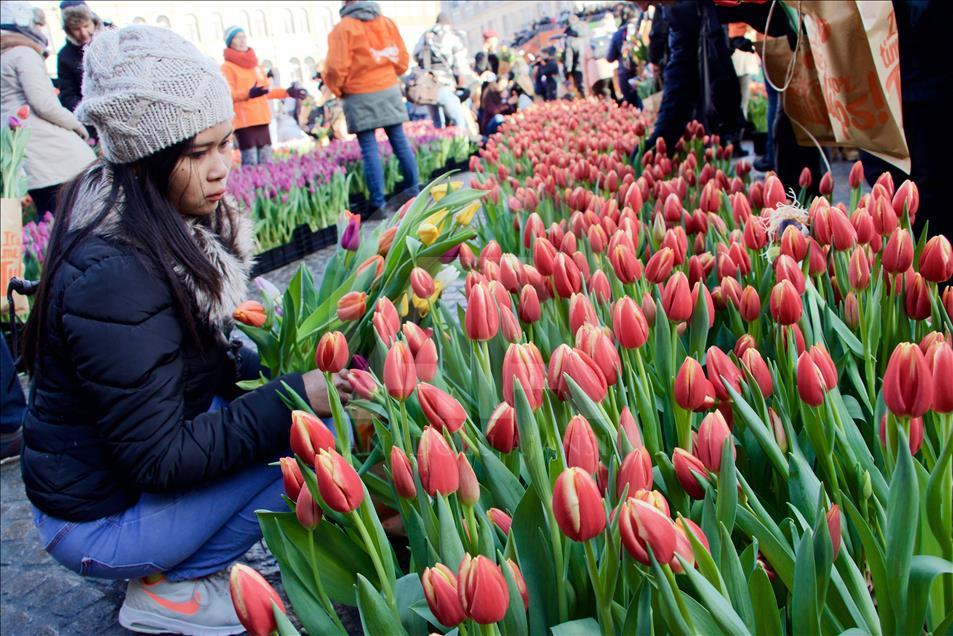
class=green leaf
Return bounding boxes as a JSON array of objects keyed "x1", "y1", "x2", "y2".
[
  {"x1": 886, "y1": 435, "x2": 918, "y2": 635},
  {"x1": 513, "y1": 381, "x2": 552, "y2": 503},
  {"x1": 436, "y1": 495, "x2": 465, "y2": 572},
  {"x1": 717, "y1": 524, "x2": 755, "y2": 633},
  {"x1": 356, "y1": 574, "x2": 407, "y2": 636},
  {"x1": 273, "y1": 602, "x2": 302, "y2": 636},
  {"x1": 512, "y1": 488, "x2": 558, "y2": 635},
  {"x1": 748, "y1": 565, "x2": 781, "y2": 636},
  {"x1": 904, "y1": 554, "x2": 953, "y2": 634},
  {"x1": 550, "y1": 618, "x2": 602, "y2": 635},
  {"x1": 735, "y1": 508, "x2": 795, "y2": 590},
  {"x1": 792, "y1": 530, "x2": 820, "y2": 636},
  {"x1": 648, "y1": 555, "x2": 693, "y2": 636},
  {"x1": 723, "y1": 383, "x2": 788, "y2": 479},
  {"x1": 681, "y1": 595, "x2": 729, "y2": 636},
  {"x1": 716, "y1": 439, "x2": 738, "y2": 532},
  {"x1": 478, "y1": 443, "x2": 525, "y2": 514},
  {"x1": 677, "y1": 555, "x2": 752, "y2": 636},
  {"x1": 841, "y1": 498, "x2": 892, "y2": 634},
  {"x1": 499, "y1": 551, "x2": 529, "y2": 636},
  {"x1": 395, "y1": 573, "x2": 429, "y2": 636},
  {"x1": 565, "y1": 375, "x2": 618, "y2": 457}
]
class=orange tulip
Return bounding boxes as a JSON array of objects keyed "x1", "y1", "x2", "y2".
[
  {"x1": 336, "y1": 291, "x2": 366, "y2": 322},
  {"x1": 233, "y1": 300, "x2": 266, "y2": 327}
]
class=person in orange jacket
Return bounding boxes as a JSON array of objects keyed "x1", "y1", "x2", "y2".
[
  {"x1": 324, "y1": 1, "x2": 419, "y2": 214},
  {"x1": 221, "y1": 26, "x2": 305, "y2": 165}
]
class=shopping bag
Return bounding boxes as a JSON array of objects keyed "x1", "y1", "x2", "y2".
[
  {"x1": 1, "y1": 198, "x2": 28, "y2": 316},
  {"x1": 762, "y1": 1, "x2": 909, "y2": 172},
  {"x1": 641, "y1": 91, "x2": 663, "y2": 124}
]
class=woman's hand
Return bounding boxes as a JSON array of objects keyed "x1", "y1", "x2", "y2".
[{"x1": 302, "y1": 369, "x2": 353, "y2": 417}]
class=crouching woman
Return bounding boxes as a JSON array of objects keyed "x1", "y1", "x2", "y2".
[{"x1": 19, "y1": 25, "x2": 350, "y2": 635}]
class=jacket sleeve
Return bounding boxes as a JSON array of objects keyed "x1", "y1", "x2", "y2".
[
  {"x1": 607, "y1": 27, "x2": 624, "y2": 63},
  {"x1": 56, "y1": 52, "x2": 82, "y2": 112},
  {"x1": 391, "y1": 20, "x2": 410, "y2": 76},
  {"x1": 267, "y1": 87, "x2": 289, "y2": 100},
  {"x1": 323, "y1": 25, "x2": 350, "y2": 97},
  {"x1": 649, "y1": 1, "x2": 701, "y2": 149},
  {"x1": 16, "y1": 51, "x2": 85, "y2": 134},
  {"x1": 222, "y1": 63, "x2": 250, "y2": 103},
  {"x1": 61, "y1": 255, "x2": 305, "y2": 492}
]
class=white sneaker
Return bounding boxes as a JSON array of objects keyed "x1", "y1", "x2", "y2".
[{"x1": 118, "y1": 571, "x2": 244, "y2": 635}]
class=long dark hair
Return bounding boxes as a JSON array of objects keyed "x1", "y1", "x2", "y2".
[{"x1": 22, "y1": 138, "x2": 232, "y2": 375}]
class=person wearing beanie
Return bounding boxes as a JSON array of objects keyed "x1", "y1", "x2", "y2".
[
  {"x1": 55, "y1": 1, "x2": 101, "y2": 113},
  {"x1": 1, "y1": 0, "x2": 95, "y2": 216},
  {"x1": 19, "y1": 24, "x2": 351, "y2": 635},
  {"x1": 221, "y1": 25, "x2": 304, "y2": 165},
  {"x1": 324, "y1": 0, "x2": 419, "y2": 215}
]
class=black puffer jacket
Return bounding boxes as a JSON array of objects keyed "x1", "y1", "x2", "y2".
[
  {"x1": 21, "y1": 168, "x2": 305, "y2": 522},
  {"x1": 56, "y1": 40, "x2": 84, "y2": 112}
]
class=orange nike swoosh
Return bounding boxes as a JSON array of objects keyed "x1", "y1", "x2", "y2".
[{"x1": 143, "y1": 588, "x2": 202, "y2": 615}]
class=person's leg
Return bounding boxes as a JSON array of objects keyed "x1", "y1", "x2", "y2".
[
  {"x1": 258, "y1": 144, "x2": 272, "y2": 164},
  {"x1": 357, "y1": 128, "x2": 387, "y2": 209},
  {"x1": 384, "y1": 123, "x2": 420, "y2": 196},
  {"x1": 427, "y1": 104, "x2": 444, "y2": 129},
  {"x1": 436, "y1": 87, "x2": 467, "y2": 128},
  {"x1": 240, "y1": 146, "x2": 258, "y2": 166},
  {"x1": 485, "y1": 114, "x2": 505, "y2": 138},
  {"x1": 0, "y1": 337, "x2": 24, "y2": 458}
]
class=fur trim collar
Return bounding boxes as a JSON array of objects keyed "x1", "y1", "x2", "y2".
[
  {"x1": 69, "y1": 165, "x2": 255, "y2": 337},
  {"x1": 0, "y1": 30, "x2": 45, "y2": 54}
]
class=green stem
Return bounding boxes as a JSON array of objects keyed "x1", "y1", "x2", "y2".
[
  {"x1": 545, "y1": 502, "x2": 569, "y2": 623},
  {"x1": 351, "y1": 511, "x2": 395, "y2": 608},
  {"x1": 399, "y1": 399, "x2": 413, "y2": 455},
  {"x1": 308, "y1": 530, "x2": 346, "y2": 632},
  {"x1": 584, "y1": 540, "x2": 614, "y2": 635}
]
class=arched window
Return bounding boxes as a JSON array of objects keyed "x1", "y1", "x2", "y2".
[
  {"x1": 156, "y1": 15, "x2": 171, "y2": 29},
  {"x1": 184, "y1": 14, "x2": 201, "y2": 42},
  {"x1": 253, "y1": 10, "x2": 268, "y2": 37},
  {"x1": 240, "y1": 11, "x2": 252, "y2": 36},
  {"x1": 303, "y1": 56, "x2": 317, "y2": 81},
  {"x1": 282, "y1": 9, "x2": 295, "y2": 35},
  {"x1": 298, "y1": 9, "x2": 311, "y2": 34},
  {"x1": 288, "y1": 57, "x2": 303, "y2": 83},
  {"x1": 211, "y1": 12, "x2": 225, "y2": 41},
  {"x1": 261, "y1": 58, "x2": 278, "y2": 84},
  {"x1": 132, "y1": 16, "x2": 146, "y2": 24}
]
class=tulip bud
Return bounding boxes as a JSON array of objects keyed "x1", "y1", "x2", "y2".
[
  {"x1": 673, "y1": 448, "x2": 708, "y2": 499},
  {"x1": 502, "y1": 342, "x2": 546, "y2": 410},
  {"x1": 918, "y1": 235, "x2": 953, "y2": 283},
  {"x1": 927, "y1": 343, "x2": 953, "y2": 413},
  {"x1": 383, "y1": 341, "x2": 417, "y2": 399},
  {"x1": 418, "y1": 426, "x2": 460, "y2": 496},
  {"x1": 843, "y1": 292, "x2": 860, "y2": 330},
  {"x1": 563, "y1": 415, "x2": 600, "y2": 473},
  {"x1": 553, "y1": 253, "x2": 582, "y2": 298},
  {"x1": 279, "y1": 456, "x2": 304, "y2": 501},
  {"x1": 763, "y1": 174, "x2": 786, "y2": 209},
  {"x1": 848, "y1": 247, "x2": 871, "y2": 291},
  {"x1": 796, "y1": 351, "x2": 829, "y2": 407},
  {"x1": 769, "y1": 279, "x2": 802, "y2": 326},
  {"x1": 314, "y1": 448, "x2": 365, "y2": 513},
  {"x1": 618, "y1": 498, "x2": 677, "y2": 565},
  {"x1": 377, "y1": 226, "x2": 398, "y2": 255},
  {"x1": 662, "y1": 272, "x2": 693, "y2": 322},
  {"x1": 410, "y1": 267, "x2": 435, "y2": 299},
  {"x1": 705, "y1": 346, "x2": 743, "y2": 402},
  {"x1": 229, "y1": 564, "x2": 287, "y2": 636},
  {"x1": 741, "y1": 348, "x2": 774, "y2": 397},
  {"x1": 315, "y1": 331, "x2": 348, "y2": 372},
  {"x1": 568, "y1": 293, "x2": 597, "y2": 336},
  {"x1": 848, "y1": 161, "x2": 864, "y2": 189},
  {"x1": 819, "y1": 171, "x2": 833, "y2": 196},
  {"x1": 826, "y1": 505, "x2": 842, "y2": 560},
  {"x1": 548, "y1": 345, "x2": 608, "y2": 402},
  {"x1": 290, "y1": 410, "x2": 336, "y2": 460},
  {"x1": 552, "y1": 467, "x2": 607, "y2": 541},
  {"x1": 422, "y1": 563, "x2": 467, "y2": 627},
  {"x1": 337, "y1": 291, "x2": 367, "y2": 322},
  {"x1": 882, "y1": 228, "x2": 914, "y2": 274},
  {"x1": 488, "y1": 507, "x2": 513, "y2": 534},
  {"x1": 340, "y1": 213, "x2": 361, "y2": 251},
  {"x1": 694, "y1": 411, "x2": 734, "y2": 472},
  {"x1": 674, "y1": 358, "x2": 716, "y2": 412},
  {"x1": 645, "y1": 247, "x2": 675, "y2": 284},
  {"x1": 613, "y1": 297, "x2": 649, "y2": 349},
  {"x1": 808, "y1": 344, "x2": 837, "y2": 390},
  {"x1": 414, "y1": 338, "x2": 439, "y2": 382},
  {"x1": 503, "y1": 559, "x2": 529, "y2": 609},
  {"x1": 738, "y1": 285, "x2": 761, "y2": 322},
  {"x1": 390, "y1": 446, "x2": 416, "y2": 499},
  {"x1": 459, "y1": 243, "x2": 476, "y2": 269},
  {"x1": 672, "y1": 517, "x2": 710, "y2": 573},
  {"x1": 518, "y1": 285, "x2": 541, "y2": 323},
  {"x1": 883, "y1": 343, "x2": 934, "y2": 418},
  {"x1": 374, "y1": 299, "x2": 400, "y2": 344},
  {"x1": 905, "y1": 272, "x2": 932, "y2": 320},
  {"x1": 484, "y1": 402, "x2": 518, "y2": 453},
  {"x1": 768, "y1": 408, "x2": 788, "y2": 452},
  {"x1": 233, "y1": 300, "x2": 267, "y2": 327},
  {"x1": 295, "y1": 480, "x2": 322, "y2": 529},
  {"x1": 417, "y1": 383, "x2": 467, "y2": 433},
  {"x1": 457, "y1": 453, "x2": 481, "y2": 506},
  {"x1": 616, "y1": 448, "x2": 653, "y2": 499},
  {"x1": 465, "y1": 284, "x2": 500, "y2": 341},
  {"x1": 457, "y1": 555, "x2": 510, "y2": 624},
  {"x1": 879, "y1": 413, "x2": 924, "y2": 455}
]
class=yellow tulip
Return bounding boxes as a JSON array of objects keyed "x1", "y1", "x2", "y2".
[
  {"x1": 449, "y1": 181, "x2": 463, "y2": 192},
  {"x1": 430, "y1": 183, "x2": 448, "y2": 202},
  {"x1": 412, "y1": 294, "x2": 430, "y2": 317},
  {"x1": 398, "y1": 292, "x2": 409, "y2": 317},
  {"x1": 418, "y1": 208, "x2": 449, "y2": 245},
  {"x1": 456, "y1": 201, "x2": 481, "y2": 226}
]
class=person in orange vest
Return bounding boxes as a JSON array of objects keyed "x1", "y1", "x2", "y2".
[{"x1": 221, "y1": 26, "x2": 305, "y2": 165}]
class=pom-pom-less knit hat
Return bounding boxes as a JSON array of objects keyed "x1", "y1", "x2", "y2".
[
  {"x1": 75, "y1": 25, "x2": 233, "y2": 164},
  {"x1": 223, "y1": 25, "x2": 243, "y2": 47}
]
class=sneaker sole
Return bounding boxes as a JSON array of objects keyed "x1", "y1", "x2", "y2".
[{"x1": 118, "y1": 605, "x2": 245, "y2": 636}]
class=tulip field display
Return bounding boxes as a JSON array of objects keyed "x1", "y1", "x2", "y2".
[
  {"x1": 233, "y1": 100, "x2": 953, "y2": 636},
  {"x1": 227, "y1": 122, "x2": 473, "y2": 253}
]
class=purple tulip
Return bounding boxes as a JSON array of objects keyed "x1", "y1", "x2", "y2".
[
  {"x1": 8, "y1": 116, "x2": 21, "y2": 129},
  {"x1": 340, "y1": 216, "x2": 360, "y2": 251},
  {"x1": 351, "y1": 354, "x2": 370, "y2": 371}
]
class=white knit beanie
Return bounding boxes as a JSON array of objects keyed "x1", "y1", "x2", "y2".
[{"x1": 76, "y1": 25, "x2": 234, "y2": 164}]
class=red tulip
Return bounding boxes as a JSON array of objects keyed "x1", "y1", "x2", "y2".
[
  {"x1": 882, "y1": 228, "x2": 914, "y2": 274},
  {"x1": 892, "y1": 179, "x2": 919, "y2": 222},
  {"x1": 743, "y1": 216, "x2": 767, "y2": 250},
  {"x1": 499, "y1": 254, "x2": 524, "y2": 293},
  {"x1": 552, "y1": 467, "x2": 607, "y2": 541},
  {"x1": 618, "y1": 498, "x2": 677, "y2": 565},
  {"x1": 848, "y1": 247, "x2": 871, "y2": 291},
  {"x1": 295, "y1": 480, "x2": 322, "y2": 529},
  {"x1": 918, "y1": 235, "x2": 953, "y2": 283},
  {"x1": 290, "y1": 410, "x2": 336, "y2": 460},
  {"x1": 390, "y1": 446, "x2": 416, "y2": 499},
  {"x1": 613, "y1": 297, "x2": 649, "y2": 349},
  {"x1": 662, "y1": 272, "x2": 693, "y2": 322},
  {"x1": 502, "y1": 342, "x2": 546, "y2": 410},
  {"x1": 533, "y1": 237, "x2": 557, "y2": 275},
  {"x1": 616, "y1": 448, "x2": 653, "y2": 499},
  {"x1": 563, "y1": 414, "x2": 600, "y2": 473},
  {"x1": 780, "y1": 226, "x2": 808, "y2": 263},
  {"x1": 879, "y1": 414, "x2": 924, "y2": 455},
  {"x1": 905, "y1": 273, "x2": 932, "y2": 320},
  {"x1": 518, "y1": 285, "x2": 541, "y2": 323},
  {"x1": 465, "y1": 284, "x2": 500, "y2": 341},
  {"x1": 336, "y1": 291, "x2": 367, "y2": 322},
  {"x1": 705, "y1": 346, "x2": 743, "y2": 402},
  {"x1": 503, "y1": 559, "x2": 529, "y2": 609},
  {"x1": 488, "y1": 507, "x2": 513, "y2": 534},
  {"x1": 417, "y1": 426, "x2": 459, "y2": 496},
  {"x1": 610, "y1": 245, "x2": 643, "y2": 284},
  {"x1": 617, "y1": 406, "x2": 643, "y2": 451},
  {"x1": 808, "y1": 344, "x2": 837, "y2": 390},
  {"x1": 826, "y1": 505, "x2": 841, "y2": 559},
  {"x1": 383, "y1": 341, "x2": 417, "y2": 399},
  {"x1": 645, "y1": 247, "x2": 675, "y2": 284},
  {"x1": 568, "y1": 293, "x2": 597, "y2": 336},
  {"x1": 693, "y1": 411, "x2": 734, "y2": 472},
  {"x1": 457, "y1": 555, "x2": 510, "y2": 624},
  {"x1": 417, "y1": 383, "x2": 467, "y2": 433},
  {"x1": 671, "y1": 517, "x2": 710, "y2": 572},
  {"x1": 844, "y1": 292, "x2": 860, "y2": 330},
  {"x1": 486, "y1": 402, "x2": 518, "y2": 452},
  {"x1": 279, "y1": 456, "x2": 304, "y2": 501},
  {"x1": 347, "y1": 369, "x2": 379, "y2": 400},
  {"x1": 553, "y1": 253, "x2": 582, "y2": 298},
  {"x1": 233, "y1": 300, "x2": 266, "y2": 327},
  {"x1": 738, "y1": 285, "x2": 761, "y2": 322},
  {"x1": 763, "y1": 174, "x2": 786, "y2": 209},
  {"x1": 883, "y1": 343, "x2": 934, "y2": 418},
  {"x1": 928, "y1": 343, "x2": 953, "y2": 413},
  {"x1": 315, "y1": 331, "x2": 348, "y2": 373},
  {"x1": 457, "y1": 453, "x2": 480, "y2": 506},
  {"x1": 229, "y1": 564, "x2": 287, "y2": 636},
  {"x1": 796, "y1": 351, "x2": 828, "y2": 407},
  {"x1": 673, "y1": 448, "x2": 708, "y2": 499},
  {"x1": 414, "y1": 338, "x2": 439, "y2": 382},
  {"x1": 769, "y1": 279, "x2": 802, "y2": 326},
  {"x1": 422, "y1": 563, "x2": 466, "y2": 627},
  {"x1": 548, "y1": 345, "x2": 608, "y2": 402},
  {"x1": 315, "y1": 448, "x2": 365, "y2": 513},
  {"x1": 740, "y1": 348, "x2": 773, "y2": 397},
  {"x1": 674, "y1": 358, "x2": 716, "y2": 412},
  {"x1": 848, "y1": 161, "x2": 864, "y2": 189},
  {"x1": 819, "y1": 171, "x2": 833, "y2": 196},
  {"x1": 373, "y1": 299, "x2": 400, "y2": 344}
]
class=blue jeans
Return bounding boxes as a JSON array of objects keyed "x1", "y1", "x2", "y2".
[
  {"x1": 357, "y1": 123, "x2": 419, "y2": 209},
  {"x1": 427, "y1": 87, "x2": 467, "y2": 129},
  {"x1": 765, "y1": 80, "x2": 779, "y2": 163}
]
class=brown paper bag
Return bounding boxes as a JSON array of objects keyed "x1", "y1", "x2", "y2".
[
  {"x1": 1, "y1": 198, "x2": 29, "y2": 317},
  {"x1": 641, "y1": 91, "x2": 663, "y2": 125},
  {"x1": 762, "y1": 1, "x2": 910, "y2": 172}
]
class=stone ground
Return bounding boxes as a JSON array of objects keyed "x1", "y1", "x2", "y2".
[{"x1": 0, "y1": 151, "x2": 858, "y2": 635}]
